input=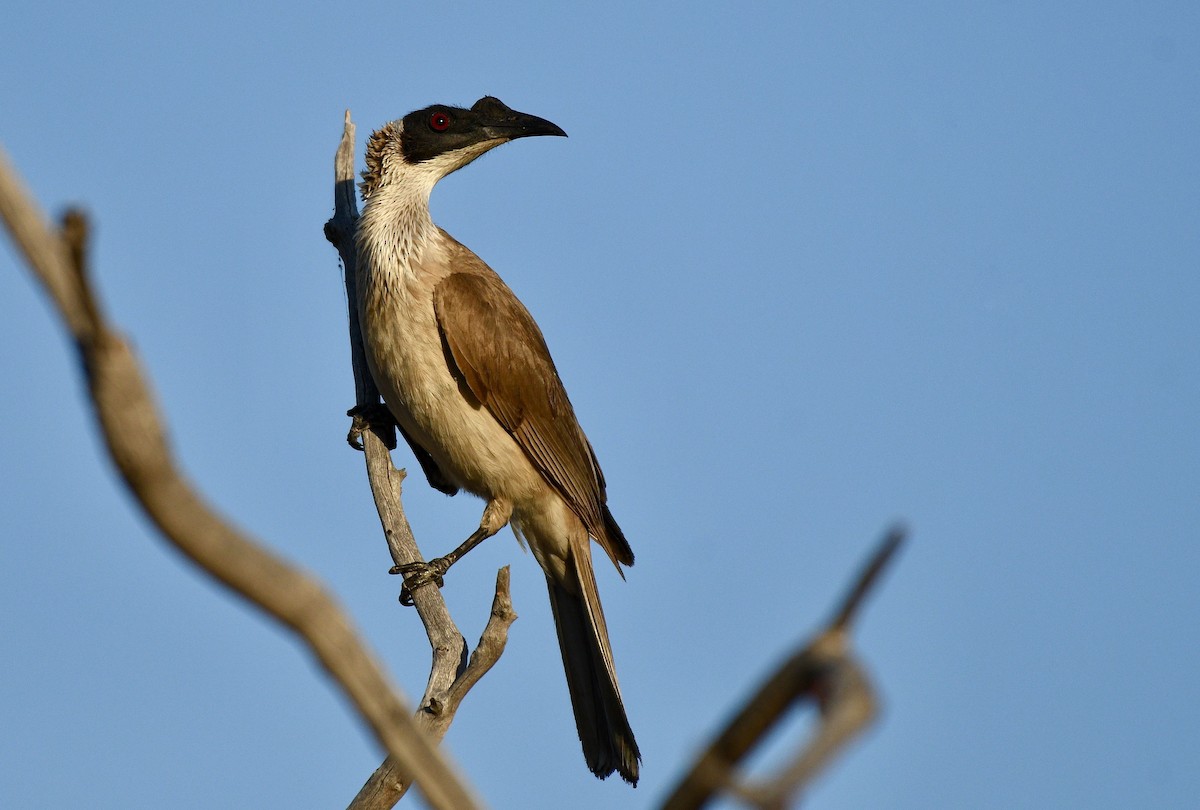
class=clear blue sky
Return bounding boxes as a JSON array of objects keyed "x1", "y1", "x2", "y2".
[{"x1": 3, "y1": 3, "x2": 1198, "y2": 808}]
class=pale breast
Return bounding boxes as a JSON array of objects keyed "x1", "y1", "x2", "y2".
[{"x1": 360, "y1": 252, "x2": 546, "y2": 505}]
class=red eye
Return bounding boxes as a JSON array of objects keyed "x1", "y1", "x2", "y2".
[{"x1": 429, "y1": 112, "x2": 451, "y2": 132}]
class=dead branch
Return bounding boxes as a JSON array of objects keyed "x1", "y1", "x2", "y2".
[
  {"x1": 324, "y1": 111, "x2": 517, "y2": 810},
  {"x1": 0, "y1": 144, "x2": 480, "y2": 810},
  {"x1": 662, "y1": 527, "x2": 905, "y2": 810}
]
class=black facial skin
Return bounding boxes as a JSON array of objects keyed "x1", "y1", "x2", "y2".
[{"x1": 399, "y1": 96, "x2": 566, "y2": 164}]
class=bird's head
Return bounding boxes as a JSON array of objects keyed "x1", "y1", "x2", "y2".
[{"x1": 361, "y1": 96, "x2": 566, "y2": 198}]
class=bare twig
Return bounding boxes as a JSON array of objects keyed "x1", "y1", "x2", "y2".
[
  {"x1": 325, "y1": 111, "x2": 516, "y2": 810},
  {"x1": 350, "y1": 567, "x2": 517, "y2": 809},
  {"x1": 0, "y1": 143, "x2": 480, "y2": 810},
  {"x1": 662, "y1": 526, "x2": 906, "y2": 810}
]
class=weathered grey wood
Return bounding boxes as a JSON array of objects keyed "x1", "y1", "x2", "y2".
[{"x1": 325, "y1": 111, "x2": 516, "y2": 810}]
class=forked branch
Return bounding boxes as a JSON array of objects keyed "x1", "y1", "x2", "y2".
[{"x1": 325, "y1": 111, "x2": 517, "y2": 810}]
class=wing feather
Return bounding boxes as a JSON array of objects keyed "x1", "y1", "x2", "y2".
[{"x1": 433, "y1": 270, "x2": 633, "y2": 568}]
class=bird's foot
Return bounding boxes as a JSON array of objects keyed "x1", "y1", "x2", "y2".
[
  {"x1": 392, "y1": 557, "x2": 452, "y2": 606},
  {"x1": 347, "y1": 403, "x2": 397, "y2": 450}
]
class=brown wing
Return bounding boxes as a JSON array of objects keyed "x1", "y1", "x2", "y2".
[{"x1": 433, "y1": 270, "x2": 633, "y2": 568}]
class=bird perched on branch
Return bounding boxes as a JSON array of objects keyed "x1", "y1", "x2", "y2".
[{"x1": 355, "y1": 96, "x2": 640, "y2": 785}]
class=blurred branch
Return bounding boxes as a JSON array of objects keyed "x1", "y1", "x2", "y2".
[
  {"x1": 324, "y1": 111, "x2": 516, "y2": 810},
  {"x1": 0, "y1": 143, "x2": 479, "y2": 810},
  {"x1": 662, "y1": 526, "x2": 905, "y2": 810}
]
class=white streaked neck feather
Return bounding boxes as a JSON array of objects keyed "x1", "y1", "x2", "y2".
[
  {"x1": 358, "y1": 129, "x2": 502, "y2": 289},
  {"x1": 358, "y1": 163, "x2": 441, "y2": 288}
]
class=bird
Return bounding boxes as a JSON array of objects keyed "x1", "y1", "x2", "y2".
[{"x1": 354, "y1": 96, "x2": 640, "y2": 785}]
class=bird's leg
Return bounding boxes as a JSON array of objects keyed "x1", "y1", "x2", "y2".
[
  {"x1": 394, "y1": 498, "x2": 512, "y2": 606},
  {"x1": 394, "y1": 526, "x2": 491, "y2": 606},
  {"x1": 346, "y1": 402, "x2": 398, "y2": 450}
]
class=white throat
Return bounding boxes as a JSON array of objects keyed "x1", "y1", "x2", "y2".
[
  {"x1": 358, "y1": 131, "x2": 503, "y2": 288},
  {"x1": 358, "y1": 163, "x2": 441, "y2": 286}
]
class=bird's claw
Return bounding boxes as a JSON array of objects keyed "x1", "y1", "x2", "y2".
[
  {"x1": 393, "y1": 558, "x2": 450, "y2": 606},
  {"x1": 347, "y1": 403, "x2": 398, "y2": 451}
]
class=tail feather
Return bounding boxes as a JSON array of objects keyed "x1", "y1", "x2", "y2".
[{"x1": 546, "y1": 547, "x2": 640, "y2": 785}]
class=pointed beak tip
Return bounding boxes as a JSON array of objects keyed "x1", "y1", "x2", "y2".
[
  {"x1": 510, "y1": 113, "x2": 567, "y2": 140},
  {"x1": 525, "y1": 117, "x2": 567, "y2": 139},
  {"x1": 479, "y1": 112, "x2": 567, "y2": 142}
]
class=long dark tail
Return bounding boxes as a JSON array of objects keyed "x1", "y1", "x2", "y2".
[{"x1": 546, "y1": 550, "x2": 640, "y2": 785}]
